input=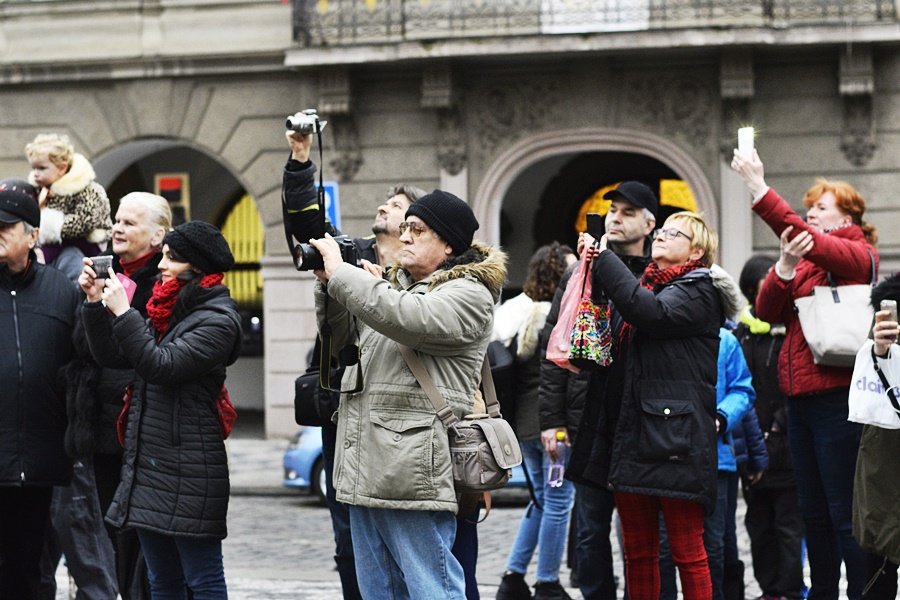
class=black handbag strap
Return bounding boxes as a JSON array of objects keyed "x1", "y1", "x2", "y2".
[
  {"x1": 825, "y1": 249, "x2": 876, "y2": 299},
  {"x1": 397, "y1": 344, "x2": 500, "y2": 427},
  {"x1": 870, "y1": 345, "x2": 900, "y2": 415}
]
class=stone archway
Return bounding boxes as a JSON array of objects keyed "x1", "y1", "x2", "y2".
[{"x1": 473, "y1": 128, "x2": 717, "y2": 247}]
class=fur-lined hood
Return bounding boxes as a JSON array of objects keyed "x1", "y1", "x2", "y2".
[
  {"x1": 29, "y1": 153, "x2": 96, "y2": 196},
  {"x1": 710, "y1": 263, "x2": 743, "y2": 322},
  {"x1": 389, "y1": 241, "x2": 507, "y2": 302}
]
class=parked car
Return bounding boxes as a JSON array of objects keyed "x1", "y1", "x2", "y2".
[{"x1": 283, "y1": 427, "x2": 529, "y2": 503}]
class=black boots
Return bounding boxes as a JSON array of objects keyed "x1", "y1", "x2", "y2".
[
  {"x1": 496, "y1": 571, "x2": 532, "y2": 600},
  {"x1": 533, "y1": 580, "x2": 573, "y2": 600}
]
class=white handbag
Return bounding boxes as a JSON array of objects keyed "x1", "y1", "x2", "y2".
[
  {"x1": 793, "y1": 251, "x2": 876, "y2": 367},
  {"x1": 848, "y1": 340, "x2": 900, "y2": 429}
]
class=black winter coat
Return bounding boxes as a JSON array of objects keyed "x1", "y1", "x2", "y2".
[
  {"x1": 733, "y1": 321, "x2": 796, "y2": 489},
  {"x1": 0, "y1": 258, "x2": 80, "y2": 486},
  {"x1": 65, "y1": 254, "x2": 161, "y2": 458},
  {"x1": 565, "y1": 248, "x2": 652, "y2": 489},
  {"x1": 82, "y1": 284, "x2": 241, "y2": 538},
  {"x1": 588, "y1": 251, "x2": 722, "y2": 514}
]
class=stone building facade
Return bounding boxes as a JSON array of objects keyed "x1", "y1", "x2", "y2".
[{"x1": 1, "y1": 0, "x2": 898, "y2": 436}]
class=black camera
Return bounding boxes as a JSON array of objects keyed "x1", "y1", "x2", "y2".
[{"x1": 293, "y1": 235, "x2": 359, "y2": 271}]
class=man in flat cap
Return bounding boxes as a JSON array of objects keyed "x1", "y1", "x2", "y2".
[
  {"x1": 0, "y1": 179, "x2": 80, "y2": 598},
  {"x1": 308, "y1": 190, "x2": 507, "y2": 599}
]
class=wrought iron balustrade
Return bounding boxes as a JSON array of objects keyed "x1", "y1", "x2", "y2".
[{"x1": 293, "y1": 0, "x2": 897, "y2": 47}]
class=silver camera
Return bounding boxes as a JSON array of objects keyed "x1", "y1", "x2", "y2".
[{"x1": 286, "y1": 109, "x2": 327, "y2": 135}]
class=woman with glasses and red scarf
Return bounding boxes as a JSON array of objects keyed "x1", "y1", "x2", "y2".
[{"x1": 580, "y1": 211, "x2": 729, "y2": 600}]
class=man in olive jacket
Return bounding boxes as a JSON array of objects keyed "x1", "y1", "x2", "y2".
[
  {"x1": 0, "y1": 179, "x2": 80, "y2": 598},
  {"x1": 310, "y1": 190, "x2": 507, "y2": 599}
]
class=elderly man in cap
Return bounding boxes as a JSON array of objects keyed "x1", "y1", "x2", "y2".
[
  {"x1": 532, "y1": 180, "x2": 657, "y2": 600},
  {"x1": 0, "y1": 179, "x2": 80, "y2": 598},
  {"x1": 308, "y1": 190, "x2": 507, "y2": 599}
]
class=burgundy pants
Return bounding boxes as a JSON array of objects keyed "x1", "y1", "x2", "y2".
[{"x1": 615, "y1": 491, "x2": 711, "y2": 600}]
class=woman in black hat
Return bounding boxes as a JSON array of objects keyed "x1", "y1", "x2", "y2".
[{"x1": 79, "y1": 220, "x2": 241, "y2": 599}]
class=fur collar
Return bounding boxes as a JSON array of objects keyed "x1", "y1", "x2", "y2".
[
  {"x1": 710, "y1": 263, "x2": 744, "y2": 321},
  {"x1": 389, "y1": 241, "x2": 508, "y2": 302},
  {"x1": 492, "y1": 292, "x2": 551, "y2": 361},
  {"x1": 28, "y1": 153, "x2": 96, "y2": 196}
]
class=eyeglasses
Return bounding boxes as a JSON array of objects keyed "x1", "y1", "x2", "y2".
[
  {"x1": 399, "y1": 221, "x2": 429, "y2": 238},
  {"x1": 653, "y1": 228, "x2": 693, "y2": 241}
]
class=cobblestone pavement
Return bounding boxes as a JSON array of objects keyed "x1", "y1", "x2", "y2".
[{"x1": 56, "y1": 435, "x2": 813, "y2": 599}]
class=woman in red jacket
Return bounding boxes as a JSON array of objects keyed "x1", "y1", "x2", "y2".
[{"x1": 732, "y1": 150, "x2": 878, "y2": 600}]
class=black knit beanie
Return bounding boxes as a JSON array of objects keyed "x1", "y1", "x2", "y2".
[
  {"x1": 405, "y1": 190, "x2": 479, "y2": 255},
  {"x1": 163, "y1": 221, "x2": 235, "y2": 274}
]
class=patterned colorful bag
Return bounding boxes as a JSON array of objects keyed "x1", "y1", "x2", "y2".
[
  {"x1": 569, "y1": 297, "x2": 613, "y2": 368},
  {"x1": 547, "y1": 250, "x2": 613, "y2": 373}
]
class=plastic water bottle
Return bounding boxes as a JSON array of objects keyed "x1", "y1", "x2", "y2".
[{"x1": 547, "y1": 431, "x2": 567, "y2": 487}]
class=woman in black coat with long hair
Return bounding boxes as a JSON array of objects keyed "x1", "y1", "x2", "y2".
[{"x1": 79, "y1": 221, "x2": 241, "y2": 599}]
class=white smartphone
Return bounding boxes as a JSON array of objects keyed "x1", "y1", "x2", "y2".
[
  {"x1": 881, "y1": 299, "x2": 898, "y2": 323},
  {"x1": 738, "y1": 127, "x2": 754, "y2": 156}
]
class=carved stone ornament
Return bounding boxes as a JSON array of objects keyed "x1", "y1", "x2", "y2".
[
  {"x1": 622, "y1": 75, "x2": 714, "y2": 154},
  {"x1": 473, "y1": 81, "x2": 562, "y2": 154},
  {"x1": 841, "y1": 95, "x2": 877, "y2": 167},
  {"x1": 327, "y1": 114, "x2": 363, "y2": 183},
  {"x1": 839, "y1": 45, "x2": 876, "y2": 167},
  {"x1": 437, "y1": 108, "x2": 467, "y2": 176}
]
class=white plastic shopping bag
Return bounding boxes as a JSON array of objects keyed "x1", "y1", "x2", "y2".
[{"x1": 848, "y1": 340, "x2": 900, "y2": 429}]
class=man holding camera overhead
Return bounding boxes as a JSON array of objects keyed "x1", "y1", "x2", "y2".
[
  {"x1": 307, "y1": 186, "x2": 506, "y2": 598},
  {"x1": 282, "y1": 123, "x2": 425, "y2": 599}
]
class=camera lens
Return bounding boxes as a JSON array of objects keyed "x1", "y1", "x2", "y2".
[{"x1": 293, "y1": 243, "x2": 324, "y2": 272}]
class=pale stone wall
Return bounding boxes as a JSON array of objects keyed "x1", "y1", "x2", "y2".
[{"x1": 2, "y1": 1, "x2": 899, "y2": 436}]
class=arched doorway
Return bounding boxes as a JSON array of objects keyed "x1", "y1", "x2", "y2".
[
  {"x1": 474, "y1": 128, "x2": 717, "y2": 290},
  {"x1": 92, "y1": 140, "x2": 265, "y2": 417}
]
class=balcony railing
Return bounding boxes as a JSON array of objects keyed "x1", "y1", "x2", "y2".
[{"x1": 293, "y1": 0, "x2": 897, "y2": 46}]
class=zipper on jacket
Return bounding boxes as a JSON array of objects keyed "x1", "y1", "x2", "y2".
[{"x1": 10, "y1": 290, "x2": 26, "y2": 482}]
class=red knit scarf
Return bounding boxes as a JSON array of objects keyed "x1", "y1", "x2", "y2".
[
  {"x1": 139, "y1": 271, "x2": 236, "y2": 439},
  {"x1": 146, "y1": 273, "x2": 224, "y2": 337},
  {"x1": 619, "y1": 259, "x2": 707, "y2": 342}
]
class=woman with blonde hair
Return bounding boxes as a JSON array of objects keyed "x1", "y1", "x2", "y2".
[
  {"x1": 731, "y1": 150, "x2": 878, "y2": 599},
  {"x1": 578, "y1": 210, "x2": 731, "y2": 600}
]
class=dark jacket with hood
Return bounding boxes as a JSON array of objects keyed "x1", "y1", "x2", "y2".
[
  {"x1": 0, "y1": 255, "x2": 79, "y2": 486},
  {"x1": 82, "y1": 282, "x2": 242, "y2": 538},
  {"x1": 65, "y1": 253, "x2": 161, "y2": 458},
  {"x1": 852, "y1": 274, "x2": 900, "y2": 564},
  {"x1": 570, "y1": 249, "x2": 725, "y2": 513},
  {"x1": 561, "y1": 243, "x2": 652, "y2": 486}
]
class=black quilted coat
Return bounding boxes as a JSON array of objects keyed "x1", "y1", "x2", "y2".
[
  {"x1": 82, "y1": 283, "x2": 241, "y2": 538},
  {"x1": 0, "y1": 258, "x2": 79, "y2": 486}
]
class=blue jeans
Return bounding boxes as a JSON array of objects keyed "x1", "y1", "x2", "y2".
[
  {"x1": 573, "y1": 482, "x2": 617, "y2": 599},
  {"x1": 788, "y1": 391, "x2": 866, "y2": 600},
  {"x1": 660, "y1": 472, "x2": 728, "y2": 600},
  {"x1": 135, "y1": 530, "x2": 226, "y2": 599},
  {"x1": 505, "y1": 438, "x2": 576, "y2": 583},
  {"x1": 348, "y1": 505, "x2": 466, "y2": 599}
]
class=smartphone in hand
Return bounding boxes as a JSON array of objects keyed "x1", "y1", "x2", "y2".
[
  {"x1": 89, "y1": 255, "x2": 113, "y2": 279},
  {"x1": 586, "y1": 213, "x2": 604, "y2": 238},
  {"x1": 881, "y1": 299, "x2": 898, "y2": 323}
]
